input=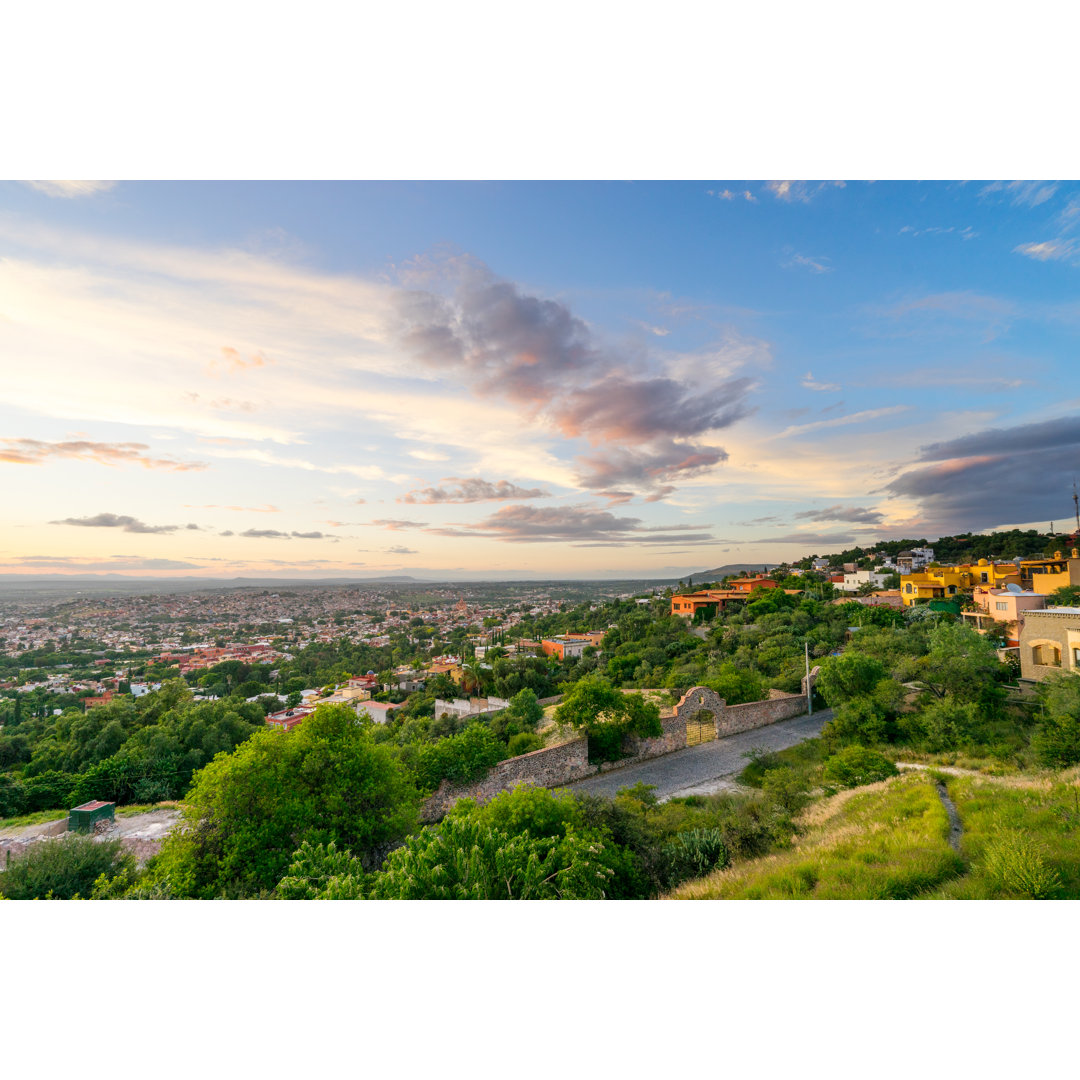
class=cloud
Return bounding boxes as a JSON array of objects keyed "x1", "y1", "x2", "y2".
[
  {"x1": 20, "y1": 180, "x2": 116, "y2": 199},
  {"x1": 801, "y1": 371, "x2": 841, "y2": 393},
  {"x1": 0, "y1": 438, "x2": 207, "y2": 471},
  {"x1": 899, "y1": 225, "x2": 978, "y2": 241},
  {"x1": 239, "y1": 528, "x2": 291, "y2": 539},
  {"x1": 370, "y1": 519, "x2": 428, "y2": 531},
  {"x1": 407, "y1": 449, "x2": 451, "y2": 461},
  {"x1": 794, "y1": 505, "x2": 885, "y2": 524},
  {"x1": 401, "y1": 477, "x2": 550, "y2": 504},
  {"x1": 750, "y1": 532, "x2": 863, "y2": 545},
  {"x1": 291, "y1": 531, "x2": 326, "y2": 539},
  {"x1": 885, "y1": 414, "x2": 1080, "y2": 533},
  {"x1": 706, "y1": 189, "x2": 757, "y2": 203},
  {"x1": 386, "y1": 545, "x2": 417, "y2": 555},
  {"x1": 50, "y1": 513, "x2": 181, "y2": 534},
  {"x1": 766, "y1": 180, "x2": 845, "y2": 203},
  {"x1": 393, "y1": 257, "x2": 755, "y2": 498},
  {"x1": 1013, "y1": 239, "x2": 1079, "y2": 262},
  {"x1": 778, "y1": 405, "x2": 910, "y2": 438},
  {"x1": 3, "y1": 555, "x2": 203, "y2": 571},
  {"x1": 979, "y1": 180, "x2": 1058, "y2": 208},
  {"x1": 208, "y1": 346, "x2": 272, "y2": 376},
  {"x1": 424, "y1": 503, "x2": 721, "y2": 547},
  {"x1": 784, "y1": 254, "x2": 832, "y2": 274}
]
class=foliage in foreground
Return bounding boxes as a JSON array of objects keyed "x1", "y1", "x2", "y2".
[
  {"x1": 143, "y1": 704, "x2": 420, "y2": 898},
  {"x1": 0, "y1": 835, "x2": 133, "y2": 900}
]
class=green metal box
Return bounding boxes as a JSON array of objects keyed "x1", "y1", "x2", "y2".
[{"x1": 68, "y1": 800, "x2": 115, "y2": 833}]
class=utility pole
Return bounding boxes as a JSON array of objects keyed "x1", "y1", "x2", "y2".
[
  {"x1": 805, "y1": 640, "x2": 813, "y2": 716},
  {"x1": 1073, "y1": 480, "x2": 1079, "y2": 534}
]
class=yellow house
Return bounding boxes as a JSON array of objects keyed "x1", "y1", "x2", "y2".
[
  {"x1": 1017, "y1": 549, "x2": 1080, "y2": 594},
  {"x1": 900, "y1": 559, "x2": 1020, "y2": 607}
]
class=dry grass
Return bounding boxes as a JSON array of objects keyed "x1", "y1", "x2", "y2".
[{"x1": 671, "y1": 771, "x2": 964, "y2": 899}]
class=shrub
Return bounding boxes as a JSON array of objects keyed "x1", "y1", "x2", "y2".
[
  {"x1": 919, "y1": 699, "x2": 980, "y2": 752},
  {"x1": 506, "y1": 732, "x2": 543, "y2": 757},
  {"x1": 980, "y1": 826, "x2": 1061, "y2": 899},
  {"x1": 21, "y1": 770, "x2": 76, "y2": 812},
  {"x1": 1032, "y1": 675, "x2": 1080, "y2": 768},
  {"x1": 0, "y1": 774, "x2": 28, "y2": 818},
  {"x1": 761, "y1": 766, "x2": 811, "y2": 814},
  {"x1": 664, "y1": 828, "x2": 727, "y2": 883},
  {"x1": 413, "y1": 723, "x2": 508, "y2": 791},
  {"x1": 0, "y1": 835, "x2": 133, "y2": 900},
  {"x1": 367, "y1": 816, "x2": 614, "y2": 900},
  {"x1": 277, "y1": 840, "x2": 366, "y2": 899},
  {"x1": 822, "y1": 746, "x2": 898, "y2": 789}
]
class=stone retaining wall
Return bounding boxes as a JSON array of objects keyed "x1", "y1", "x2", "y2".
[
  {"x1": 420, "y1": 681, "x2": 816, "y2": 819},
  {"x1": 421, "y1": 735, "x2": 591, "y2": 820}
]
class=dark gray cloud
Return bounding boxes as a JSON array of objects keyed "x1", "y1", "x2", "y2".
[
  {"x1": 574, "y1": 440, "x2": 727, "y2": 494},
  {"x1": 1, "y1": 438, "x2": 208, "y2": 471},
  {"x1": 401, "y1": 478, "x2": 549, "y2": 504},
  {"x1": 291, "y1": 531, "x2": 326, "y2": 539},
  {"x1": 886, "y1": 413, "x2": 1080, "y2": 533},
  {"x1": 395, "y1": 259, "x2": 752, "y2": 498},
  {"x1": 239, "y1": 528, "x2": 291, "y2": 539},
  {"x1": 51, "y1": 513, "x2": 179, "y2": 534},
  {"x1": 386, "y1": 545, "x2": 418, "y2": 555},
  {"x1": 794, "y1": 505, "x2": 885, "y2": 524},
  {"x1": 425, "y1": 504, "x2": 721, "y2": 547}
]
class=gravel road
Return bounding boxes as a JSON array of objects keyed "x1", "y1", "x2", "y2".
[{"x1": 559, "y1": 708, "x2": 832, "y2": 802}]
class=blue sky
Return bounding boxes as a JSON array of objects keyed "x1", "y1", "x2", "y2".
[{"x1": 2, "y1": 178, "x2": 1079, "y2": 579}]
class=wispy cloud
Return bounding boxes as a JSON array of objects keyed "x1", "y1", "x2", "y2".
[
  {"x1": 766, "y1": 180, "x2": 845, "y2": 203},
  {"x1": 706, "y1": 189, "x2": 757, "y2": 203},
  {"x1": 784, "y1": 253, "x2": 832, "y2": 274},
  {"x1": 401, "y1": 477, "x2": 549, "y2": 504},
  {"x1": 0, "y1": 437, "x2": 207, "y2": 471},
  {"x1": 778, "y1": 405, "x2": 910, "y2": 438},
  {"x1": 801, "y1": 372, "x2": 841, "y2": 393},
  {"x1": 899, "y1": 224, "x2": 978, "y2": 241},
  {"x1": 979, "y1": 180, "x2": 1058, "y2": 208},
  {"x1": 19, "y1": 180, "x2": 116, "y2": 199},
  {"x1": 2, "y1": 555, "x2": 202, "y2": 571},
  {"x1": 186, "y1": 504, "x2": 280, "y2": 513},
  {"x1": 1013, "y1": 239, "x2": 1079, "y2": 262},
  {"x1": 370, "y1": 519, "x2": 429, "y2": 531}
]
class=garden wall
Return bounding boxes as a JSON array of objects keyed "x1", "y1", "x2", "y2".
[{"x1": 420, "y1": 680, "x2": 818, "y2": 820}]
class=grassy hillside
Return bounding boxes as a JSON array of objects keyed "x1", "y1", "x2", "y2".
[{"x1": 671, "y1": 767, "x2": 1080, "y2": 900}]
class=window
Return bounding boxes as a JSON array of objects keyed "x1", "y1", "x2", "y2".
[
  {"x1": 948, "y1": 585, "x2": 957, "y2": 595},
  {"x1": 1032, "y1": 645, "x2": 1043, "y2": 665},
  {"x1": 1074, "y1": 648, "x2": 1080, "y2": 668},
  {"x1": 981, "y1": 573, "x2": 989, "y2": 583},
  {"x1": 996, "y1": 602, "x2": 1008, "y2": 611},
  {"x1": 905, "y1": 584, "x2": 912, "y2": 593},
  {"x1": 1050, "y1": 647, "x2": 1062, "y2": 667}
]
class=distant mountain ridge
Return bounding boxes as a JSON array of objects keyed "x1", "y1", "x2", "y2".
[{"x1": 687, "y1": 563, "x2": 779, "y2": 584}]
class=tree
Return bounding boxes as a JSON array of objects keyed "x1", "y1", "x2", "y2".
[
  {"x1": 816, "y1": 653, "x2": 889, "y2": 707},
  {"x1": 906, "y1": 622, "x2": 1005, "y2": 707},
  {"x1": 1032, "y1": 674, "x2": 1080, "y2": 767},
  {"x1": 144, "y1": 704, "x2": 420, "y2": 898},
  {"x1": 553, "y1": 675, "x2": 661, "y2": 763}
]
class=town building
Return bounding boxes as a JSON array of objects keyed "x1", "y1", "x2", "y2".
[
  {"x1": 835, "y1": 569, "x2": 892, "y2": 593},
  {"x1": 670, "y1": 590, "x2": 747, "y2": 619},
  {"x1": 961, "y1": 585, "x2": 1046, "y2": 646},
  {"x1": 1018, "y1": 607, "x2": 1080, "y2": 682}
]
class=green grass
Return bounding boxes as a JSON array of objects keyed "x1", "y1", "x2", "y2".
[
  {"x1": 672, "y1": 772, "x2": 964, "y2": 899},
  {"x1": 737, "y1": 736, "x2": 829, "y2": 788},
  {"x1": 929, "y1": 774, "x2": 1080, "y2": 898},
  {"x1": 116, "y1": 801, "x2": 180, "y2": 817},
  {"x1": 0, "y1": 808, "x2": 68, "y2": 831}
]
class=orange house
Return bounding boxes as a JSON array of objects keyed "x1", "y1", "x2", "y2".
[{"x1": 731, "y1": 576, "x2": 778, "y2": 593}]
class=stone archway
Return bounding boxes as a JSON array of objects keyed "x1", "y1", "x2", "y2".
[{"x1": 673, "y1": 686, "x2": 726, "y2": 745}]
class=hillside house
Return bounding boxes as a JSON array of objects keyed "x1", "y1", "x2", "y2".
[{"x1": 1019, "y1": 607, "x2": 1080, "y2": 682}]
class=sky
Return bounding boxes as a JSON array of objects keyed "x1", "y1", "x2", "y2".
[{"x1": 2, "y1": 178, "x2": 1080, "y2": 581}]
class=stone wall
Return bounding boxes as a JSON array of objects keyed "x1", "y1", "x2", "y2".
[
  {"x1": 420, "y1": 683, "x2": 812, "y2": 819},
  {"x1": 421, "y1": 735, "x2": 591, "y2": 820}
]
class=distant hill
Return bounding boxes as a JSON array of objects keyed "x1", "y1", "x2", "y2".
[{"x1": 687, "y1": 563, "x2": 779, "y2": 585}]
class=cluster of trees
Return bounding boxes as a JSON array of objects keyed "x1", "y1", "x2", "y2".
[{"x1": 0, "y1": 680, "x2": 269, "y2": 817}]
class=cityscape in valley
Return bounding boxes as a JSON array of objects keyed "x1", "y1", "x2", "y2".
[{"x1": 3, "y1": 178, "x2": 1080, "y2": 900}]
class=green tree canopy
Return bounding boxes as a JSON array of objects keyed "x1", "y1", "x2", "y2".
[{"x1": 145, "y1": 704, "x2": 420, "y2": 898}]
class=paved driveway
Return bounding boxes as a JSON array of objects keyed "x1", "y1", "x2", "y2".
[{"x1": 559, "y1": 709, "x2": 832, "y2": 802}]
